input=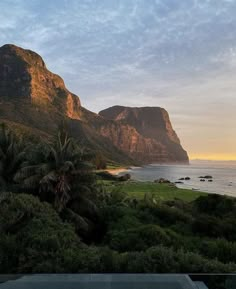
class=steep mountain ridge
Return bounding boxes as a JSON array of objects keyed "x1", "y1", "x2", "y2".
[
  {"x1": 0, "y1": 44, "x2": 81, "y2": 120},
  {"x1": 0, "y1": 44, "x2": 189, "y2": 164}
]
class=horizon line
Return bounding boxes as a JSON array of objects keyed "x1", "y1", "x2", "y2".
[{"x1": 190, "y1": 158, "x2": 236, "y2": 162}]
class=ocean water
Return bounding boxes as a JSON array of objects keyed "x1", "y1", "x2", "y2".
[{"x1": 123, "y1": 160, "x2": 236, "y2": 197}]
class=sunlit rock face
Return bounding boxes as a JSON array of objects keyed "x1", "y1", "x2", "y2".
[
  {"x1": 0, "y1": 44, "x2": 188, "y2": 165},
  {"x1": 99, "y1": 106, "x2": 189, "y2": 164},
  {"x1": 0, "y1": 44, "x2": 132, "y2": 165},
  {"x1": 0, "y1": 44, "x2": 81, "y2": 120}
]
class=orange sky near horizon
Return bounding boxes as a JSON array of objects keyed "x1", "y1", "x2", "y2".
[
  {"x1": 189, "y1": 154, "x2": 236, "y2": 161},
  {"x1": 1, "y1": 0, "x2": 236, "y2": 162}
]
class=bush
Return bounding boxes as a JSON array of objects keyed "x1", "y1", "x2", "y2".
[
  {"x1": 192, "y1": 215, "x2": 222, "y2": 237},
  {"x1": 141, "y1": 203, "x2": 192, "y2": 225},
  {"x1": 192, "y1": 215, "x2": 236, "y2": 241},
  {"x1": 101, "y1": 205, "x2": 138, "y2": 229},
  {"x1": 0, "y1": 193, "x2": 82, "y2": 273},
  {"x1": 106, "y1": 224, "x2": 171, "y2": 252},
  {"x1": 194, "y1": 194, "x2": 236, "y2": 216},
  {"x1": 198, "y1": 239, "x2": 236, "y2": 264},
  {"x1": 121, "y1": 246, "x2": 236, "y2": 273},
  {"x1": 120, "y1": 249, "x2": 178, "y2": 273}
]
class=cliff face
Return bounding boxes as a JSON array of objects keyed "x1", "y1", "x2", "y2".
[
  {"x1": 0, "y1": 44, "x2": 189, "y2": 164},
  {"x1": 98, "y1": 122, "x2": 168, "y2": 163},
  {"x1": 99, "y1": 106, "x2": 189, "y2": 163},
  {"x1": 0, "y1": 44, "x2": 81, "y2": 120},
  {"x1": 0, "y1": 44, "x2": 132, "y2": 164}
]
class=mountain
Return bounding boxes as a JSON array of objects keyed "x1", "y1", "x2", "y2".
[
  {"x1": 0, "y1": 44, "x2": 80, "y2": 126},
  {"x1": 0, "y1": 44, "x2": 189, "y2": 164},
  {"x1": 0, "y1": 44, "x2": 131, "y2": 164},
  {"x1": 99, "y1": 106, "x2": 189, "y2": 163}
]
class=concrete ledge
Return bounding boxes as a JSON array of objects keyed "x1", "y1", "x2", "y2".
[{"x1": 0, "y1": 274, "x2": 208, "y2": 289}]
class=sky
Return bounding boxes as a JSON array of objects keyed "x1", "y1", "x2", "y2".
[{"x1": 0, "y1": 0, "x2": 236, "y2": 160}]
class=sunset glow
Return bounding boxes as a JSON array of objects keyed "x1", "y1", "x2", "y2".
[
  {"x1": 190, "y1": 154, "x2": 236, "y2": 161},
  {"x1": 0, "y1": 0, "x2": 235, "y2": 160}
]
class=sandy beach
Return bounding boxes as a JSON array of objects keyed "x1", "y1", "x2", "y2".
[{"x1": 105, "y1": 168, "x2": 129, "y2": 175}]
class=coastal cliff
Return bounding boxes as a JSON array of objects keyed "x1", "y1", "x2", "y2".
[
  {"x1": 0, "y1": 44, "x2": 189, "y2": 164},
  {"x1": 0, "y1": 44, "x2": 81, "y2": 120},
  {"x1": 99, "y1": 106, "x2": 189, "y2": 163}
]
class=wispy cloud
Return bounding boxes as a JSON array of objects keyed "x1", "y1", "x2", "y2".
[{"x1": 0, "y1": 0, "x2": 236, "y2": 158}]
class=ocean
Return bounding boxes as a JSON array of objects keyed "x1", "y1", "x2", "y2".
[{"x1": 122, "y1": 160, "x2": 236, "y2": 197}]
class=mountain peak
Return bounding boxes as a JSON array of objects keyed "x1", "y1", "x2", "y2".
[
  {"x1": 0, "y1": 43, "x2": 81, "y2": 119},
  {"x1": 0, "y1": 44, "x2": 46, "y2": 68},
  {"x1": 0, "y1": 44, "x2": 189, "y2": 164}
]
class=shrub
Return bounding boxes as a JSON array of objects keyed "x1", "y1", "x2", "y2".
[
  {"x1": 107, "y1": 224, "x2": 171, "y2": 252},
  {"x1": 0, "y1": 193, "x2": 82, "y2": 273},
  {"x1": 194, "y1": 194, "x2": 236, "y2": 216},
  {"x1": 142, "y1": 203, "x2": 192, "y2": 225},
  {"x1": 121, "y1": 246, "x2": 236, "y2": 273}
]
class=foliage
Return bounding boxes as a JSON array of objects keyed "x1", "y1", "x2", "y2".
[
  {"x1": 0, "y1": 193, "x2": 82, "y2": 273},
  {"x1": 119, "y1": 246, "x2": 236, "y2": 273},
  {"x1": 194, "y1": 194, "x2": 236, "y2": 216},
  {"x1": 94, "y1": 152, "x2": 107, "y2": 169},
  {"x1": 0, "y1": 124, "x2": 101, "y2": 242},
  {"x1": 15, "y1": 127, "x2": 96, "y2": 212},
  {"x1": 0, "y1": 123, "x2": 27, "y2": 191},
  {"x1": 1, "y1": 124, "x2": 236, "y2": 273},
  {"x1": 106, "y1": 224, "x2": 171, "y2": 252}
]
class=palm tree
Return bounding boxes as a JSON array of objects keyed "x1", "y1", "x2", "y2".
[
  {"x1": 15, "y1": 127, "x2": 100, "y2": 240},
  {"x1": 16, "y1": 128, "x2": 93, "y2": 208},
  {"x1": 0, "y1": 123, "x2": 26, "y2": 191}
]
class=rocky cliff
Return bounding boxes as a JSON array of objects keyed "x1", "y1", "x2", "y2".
[
  {"x1": 0, "y1": 44, "x2": 189, "y2": 164},
  {"x1": 0, "y1": 44, "x2": 81, "y2": 120},
  {"x1": 99, "y1": 106, "x2": 189, "y2": 163},
  {"x1": 0, "y1": 44, "x2": 131, "y2": 164}
]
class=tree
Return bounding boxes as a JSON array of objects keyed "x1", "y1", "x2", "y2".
[
  {"x1": 94, "y1": 152, "x2": 107, "y2": 170},
  {"x1": 14, "y1": 126, "x2": 100, "y2": 240},
  {"x1": 0, "y1": 192, "x2": 82, "y2": 273},
  {"x1": 15, "y1": 127, "x2": 94, "y2": 210},
  {"x1": 0, "y1": 123, "x2": 26, "y2": 191}
]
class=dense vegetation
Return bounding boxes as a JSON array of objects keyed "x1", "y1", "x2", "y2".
[{"x1": 1, "y1": 123, "x2": 236, "y2": 275}]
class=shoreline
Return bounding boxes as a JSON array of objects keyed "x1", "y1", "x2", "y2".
[
  {"x1": 102, "y1": 164, "x2": 235, "y2": 198},
  {"x1": 105, "y1": 167, "x2": 129, "y2": 175}
]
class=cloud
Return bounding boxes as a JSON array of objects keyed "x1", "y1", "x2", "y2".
[{"x1": 0, "y1": 0, "x2": 236, "y2": 158}]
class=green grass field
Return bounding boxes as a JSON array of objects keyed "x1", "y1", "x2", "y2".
[{"x1": 101, "y1": 180, "x2": 207, "y2": 202}]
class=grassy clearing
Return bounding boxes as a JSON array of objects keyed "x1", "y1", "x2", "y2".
[
  {"x1": 100, "y1": 180, "x2": 207, "y2": 202},
  {"x1": 123, "y1": 182, "x2": 206, "y2": 202}
]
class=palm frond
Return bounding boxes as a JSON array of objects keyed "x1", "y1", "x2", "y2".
[{"x1": 22, "y1": 175, "x2": 41, "y2": 190}]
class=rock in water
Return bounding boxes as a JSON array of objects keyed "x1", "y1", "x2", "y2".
[{"x1": 154, "y1": 178, "x2": 171, "y2": 184}]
